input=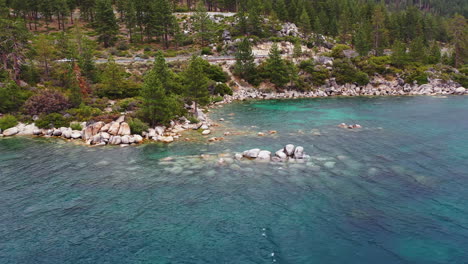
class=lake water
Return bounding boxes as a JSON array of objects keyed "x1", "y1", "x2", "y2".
[{"x1": 1, "y1": 96, "x2": 468, "y2": 264}]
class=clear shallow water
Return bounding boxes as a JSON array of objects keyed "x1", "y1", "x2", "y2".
[{"x1": 1, "y1": 96, "x2": 468, "y2": 264}]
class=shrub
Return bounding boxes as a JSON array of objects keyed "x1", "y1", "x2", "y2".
[
  {"x1": 70, "y1": 122, "x2": 83, "y2": 130},
  {"x1": 117, "y1": 97, "x2": 142, "y2": 112},
  {"x1": 404, "y1": 67, "x2": 429, "y2": 84},
  {"x1": 95, "y1": 79, "x2": 141, "y2": 99},
  {"x1": 331, "y1": 44, "x2": 351, "y2": 58},
  {"x1": 299, "y1": 59, "x2": 315, "y2": 74},
  {"x1": 0, "y1": 81, "x2": 31, "y2": 113},
  {"x1": 67, "y1": 105, "x2": 103, "y2": 121},
  {"x1": 211, "y1": 95, "x2": 224, "y2": 103},
  {"x1": 360, "y1": 56, "x2": 392, "y2": 75},
  {"x1": 212, "y1": 83, "x2": 233, "y2": 96},
  {"x1": 92, "y1": 113, "x2": 121, "y2": 123},
  {"x1": 128, "y1": 117, "x2": 149, "y2": 134},
  {"x1": 310, "y1": 68, "x2": 329, "y2": 86},
  {"x1": 187, "y1": 115, "x2": 199, "y2": 124},
  {"x1": 201, "y1": 47, "x2": 213, "y2": 55},
  {"x1": 452, "y1": 73, "x2": 468, "y2": 87},
  {"x1": 0, "y1": 115, "x2": 18, "y2": 130},
  {"x1": 24, "y1": 90, "x2": 70, "y2": 116},
  {"x1": 332, "y1": 59, "x2": 370, "y2": 85},
  {"x1": 200, "y1": 60, "x2": 229, "y2": 82},
  {"x1": 35, "y1": 113, "x2": 69, "y2": 129},
  {"x1": 116, "y1": 41, "x2": 130, "y2": 51}
]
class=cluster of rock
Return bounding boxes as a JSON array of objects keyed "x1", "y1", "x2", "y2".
[
  {"x1": 0, "y1": 114, "x2": 214, "y2": 147},
  {"x1": 237, "y1": 144, "x2": 309, "y2": 162},
  {"x1": 222, "y1": 78, "x2": 466, "y2": 103},
  {"x1": 338, "y1": 123, "x2": 362, "y2": 129}
]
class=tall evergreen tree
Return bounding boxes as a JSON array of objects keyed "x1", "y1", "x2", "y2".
[
  {"x1": 372, "y1": 5, "x2": 388, "y2": 56},
  {"x1": 449, "y1": 14, "x2": 467, "y2": 67},
  {"x1": 409, "y1": 36, "x2": 427, "y2": 63},
  {"x1": 247, "y1": 0, "x2": 262, "y2": 36},
  {"x1": 155, "y1": 0, "x2": 177, "y2": 48},
  {"x1": 391, "y1": 40, "x2": 409, "y2": 67},
  {"x1": 298, "y1": 8, "x2": 312, "y2": 35},
  {"x1": 184, "y1": 56, "x2": 210, "y2": 113},
  {"x1": 140, "y1": 66, "x2": 180, "y2": 126},
  {"x1": 234, "y1": 38, "x2": 257, "y2": 84},
  {"x1": 354, "y1": 22, "x2": 372, "y2": 56},
  {"x1": 265, "y1": 43, "x2": 290, "y2": 87},
  {"x1": 95, "y1": 0, "x2": 119, "y2": 47},
  {"x1": 192, "y1": 2, "x2": 215, "y2": 46}
]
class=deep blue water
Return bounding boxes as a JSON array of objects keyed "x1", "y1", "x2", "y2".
[{"x1": 1, "y1": 96, "x2": 468, "y2": 264}]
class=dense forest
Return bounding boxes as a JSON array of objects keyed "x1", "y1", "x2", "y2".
[{"x1": 0, "y1": 0, "x2": 466, "y2": 136}]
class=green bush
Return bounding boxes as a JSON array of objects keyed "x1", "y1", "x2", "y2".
[
  {"x1": 187, "y1": 115, "x2": 199, "y2": 124},
  {"x1": 201, "y1": 47, "x2": 213, "y2": 55},
  {"x1": 0, "y1": 115, "x2": 18, "y2": 130},
  {"x1": 67, "y1": 105, "x2": 103, "y2": 121},
  {"x1": 331, "y1": 44, "x2": 351, "y2": 58},
  {"x1": 332, "y1": 59, "x2": 369, "y2": 85},
  {"x1": 95, "y1": 80, "x2": 141, "y2": 99},
  {"x1": 404, "y1": 67, "x2": 429, "y2": 84},
  {"x1": 163, "y1": 50, "x2": 178, "y2": 57},
  {"x1": 0, "y1": 81, "x2": 31, "y2": 113},
  {"x1": 299, "y1": 59, "x2": 315, "y2": 74},
  {"x1": 310, "y1": 69, "x2": 329, "y2": 86},
  {"x1": 36, "y1": 113, "x2": 69, "y2": 129},
  {"x1": 452, "y1": 73, "x2": 468, "y2": 87},
  {"x1": 116, "y1": 41, "x2": 130, "y2": 51},
  {"x1": 200, "y1": 60, "x2": 228, "y2": 82},
  {"x1": 360, "y1": 56, "x2": 393, "y2": 75},
  {"x1": 212, "y1": 83, "x2": 233, "y2": 96},
  {"x1": 128, "y1": 117, "x2": 149, "y2": 135},
  {"x1": 70, "y1": 122, "x2": 83, "y2": 130},
  {"x1": 211, "y1": 95, "x2": 224, "y2": 103},
  {"x1": 117, "y1": 97, "x2": 142, "y2": 112}
]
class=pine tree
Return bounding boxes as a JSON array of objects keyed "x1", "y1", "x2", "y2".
[
  {"x1": 124, "y1": 0, "x2": 137, "y2": 42},
  {"x1": 274, "y1": 0, "x2": 287, "y2": 21},
  {"x1": 69, "y1": 63, "x2": 83, "y2": 107},
  {"x1": 426, "y1": 41, "x2": 441, "y2": 64},
  {"x1": 234, "y1": 38, "x2": 257, "y2": 84},
  {"x1": 140, "y1": 66, "x2": 180, "y2": 126},
  {"x1": 298, "y1": 8, "x2": 311, "y2": 35},
  {"x1": 152, "y1": 51, "x2": 183, "y2": 93},
  {"x1": 184, "y1": 56, "x2": 210, "y2": 113},
  {"x1": 154, "y1": 0, "x2": 177, "y2": 48},
  {"x1": 33, "y1": 34, "x2": 56, "y2": 80},
  {"x1": 391, "y1": 40, "x2": 408, "y2": 67},
  {"x1": 192, "y1": 2, "x2": 214, "y2": 46},
  {"x1": 449, "y1": 14, "x2": 467, "y2": 67},
  {"x1": 95, "y1": 0, "x2": 119, "y2": 47},
  {"x1": 372, "y1": 5, "x2": 388, "y2": 56},
  {"x1": 409, "y1": 37, "x2": 427, "y2": 63},
  {"x1": 247, "y1": 0, "x2": 262, "y2": 36},
  {"x1": 293, "y1": 41, "x2": 302, "y2": 58},
  {"x1": 265, "y1": 43, "x2": 290, "y2": 87},
  {"x1": 354, "y1": 22, "x2": 372, "y2": 56}
]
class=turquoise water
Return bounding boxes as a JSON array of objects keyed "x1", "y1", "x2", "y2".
[{"x1": 1, "y1": 96, "x2": 468, "y2": 263}]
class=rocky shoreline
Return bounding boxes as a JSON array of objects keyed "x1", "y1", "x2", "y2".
[
  {"x1": 1, "y1": 77, "x2": 465, "y2": 146},
  {"x1": 221, "y1": 78, "x2": 466, "y2": 102},
  {"x1": 0, "y1": 113, "x2": 214, "y2": 147}
]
